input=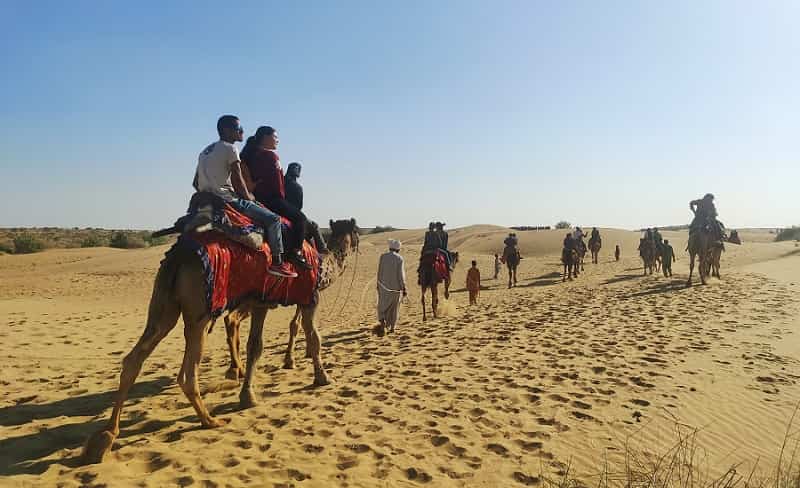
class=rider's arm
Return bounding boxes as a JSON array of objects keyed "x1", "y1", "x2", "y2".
[{"x1": 231, "y1": 161, "x2": 256, "y2": 201}]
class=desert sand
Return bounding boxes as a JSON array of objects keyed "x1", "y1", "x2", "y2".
[{"x1": 1, "y1": 226, "x2": 799, "y2": 487}]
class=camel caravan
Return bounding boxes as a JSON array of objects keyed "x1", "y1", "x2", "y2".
[{"x1": 80, "y1": 116, "x2": 736, "y2": 464}]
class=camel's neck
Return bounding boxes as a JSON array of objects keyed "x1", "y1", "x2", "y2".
[{"x1": 317, "y1": 248, "x2": 352, "y2": 292}]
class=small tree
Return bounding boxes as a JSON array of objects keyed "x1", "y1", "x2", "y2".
[
  {"x1": 555, "y1": 221, "x2": 571, "y2": 230},
  {"x1": 13, "y1": 234, "x2": 45, "y2": 254},
  {"x1": 81, "y1": 233, "x2": 107, "y2": 248},
  {"x1": 775, "y1": 226, "x2": 800, "y2": 242},
  {"x1": 109, "y1": 232, "x2": 129, "y2": 249}
]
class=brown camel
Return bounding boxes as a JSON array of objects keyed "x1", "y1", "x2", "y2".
[
  {"x1": 223, "y1": 219, "x2": 359, "y2": 378},
  {"x1": 575, "y1": 240, "x2": 587, "y2": 272},
  {"x1": 639, "y1": 238, "x2": 656, "y2": 275},
  {"x1": 503, "y1": 245, "x2": 520, "y2": 288},
  {"x1": 589, "y1": 238, "x2": 601, "y2": 264},
  {"x1": 687, "y1": 227, "x2": 713, "y2": 286},
  {"x1": 562, "y1": 246, "x2": 579, "y2": 281},
  {"x1": 82, "y1": 219, "x2": 359, "y2": 465},
  {"x1": 707, "y1": 241, "x2": 723, "y2": 279},
  {"x1": 418, "y1": 250, "x2": 458, "y2": 321}
]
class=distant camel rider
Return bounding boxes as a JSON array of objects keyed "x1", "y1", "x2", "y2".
[
  {"x1": 504, "y1": 232, "x2": 519, "y2": 248},
  {"x1": 589, "y1": 227, "x2": 601, "y2": 245},
  {"x1": 651, "y1": 227, "x2": 663, "y2": 251},
  {"x1": 563, "y1": 232, "x2": 575, "y2": 251},
  {"x1": 502, "y1": 233, "x2": 520, "y2": 264},
  {"x1": 435, "y1": 222, "x2": 454, "y2": 270},
  {"x1": 572, "y1": 226, "x2": 585, "y2": 242},
  {"x1": 283, "y1": 162, "x2": 328, "y2": 253},
  {"x1": 643, "y1": 228, "x2": 653, "y2": 242},
  {"x1": 690, "y1": 193, "x2": 725, "y2": 239},
  {"x1": 422, "y1": 222, "x2": 441, "y2": 253}
]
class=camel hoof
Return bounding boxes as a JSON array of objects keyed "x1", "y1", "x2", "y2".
[
  {"x1": 224, "y1": 367, "x2": 241, "y2": 381},
  {"x1": 239, "y1": 389, "x2": 258, "y2": 409},
  {"x1": 283, "y1": 357, "x2": 295, "y2": 369},
  {"x1": 313, "y1": 373, "x2": 332, "y2": 387},
  {"x1": 202, "y1": 416, "x2": 229, "y2": 428},
  {"x1": 82, "y1": 430, "x2": 116, "y2": 465}
]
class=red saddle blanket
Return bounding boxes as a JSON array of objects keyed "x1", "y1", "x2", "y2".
[
  {"x1": 418, "y1": 249, "x2": 449, "y2": 285},
  {"x1": 178, "y1": 205, "x2": 319, "y2": 317}
]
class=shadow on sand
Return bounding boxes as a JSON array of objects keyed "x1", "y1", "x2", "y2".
[
  {"x1": 0, "y1": 377, "x2": 175, "y2": 477},
  {"x1": 622, "y1": 278, "x2": 688, "y2": 298}
]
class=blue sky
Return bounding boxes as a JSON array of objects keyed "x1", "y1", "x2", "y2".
[{"x1": 0, "y1": 1, "x2": 797, "y2": 229}]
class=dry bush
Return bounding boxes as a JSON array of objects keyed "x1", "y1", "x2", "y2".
[{"x1": 539, "y1": 407, "x2": 800, "y2": 488}]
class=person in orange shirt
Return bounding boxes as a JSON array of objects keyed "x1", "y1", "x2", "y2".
[{"x1": 466, "y1": 260, "x2": 481, "y2": 305}]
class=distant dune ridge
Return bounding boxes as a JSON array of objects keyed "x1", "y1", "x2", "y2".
[{"x1": 1, "y1": 224, "x2": 799, "y2": 486}]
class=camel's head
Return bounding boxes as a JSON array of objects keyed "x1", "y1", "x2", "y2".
[{"x1": 328, "y1": 218, "x2": 359, "y2": 258}]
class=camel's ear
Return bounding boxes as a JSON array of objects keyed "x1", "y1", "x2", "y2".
[{"x1": 330, "y1": 219, "x2": 335, "y2": 229}]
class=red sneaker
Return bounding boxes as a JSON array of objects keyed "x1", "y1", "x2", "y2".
[{"x1": 268, "y1": 262, "x2": 298, "y2": 278}]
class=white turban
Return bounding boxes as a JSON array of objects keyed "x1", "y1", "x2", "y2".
[{"x1": 388, "y1": 239, "x2": 401, "y2": 251}]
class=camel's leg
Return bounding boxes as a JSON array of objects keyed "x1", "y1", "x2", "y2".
[
  {"x1": 513, "y1": 267, "x2": 518, "y2": 286},
  {"x1": 431, "y1": 284, "x2": 439, "y2": 318},
  {"x1": 239, "y1": 305, "x2": 267, "y2": 409},
  {"x1": 83, "y1": 292, "x2": 181, "y2": 464},
  {"x1": 421, "y1": 287, "x2": 427, "y2": 322},
  {"x1": 177, "y1": 313, "x2": 225, "y2": 428},
  {"x1": 224, "y1": 312, "x2": 244, "y2": 381},
  {"x1": 300, "y1": 304, "x2": 331, "y2": 387},
  {"x1": 444, "y1": 277, "x2": 451, "y2": 300},
  {"x1": 687, "y1": 252, "x2": 695, "y2": 286},
  {"x1": 699, "y1": 252, "x2": 707, "y2": 285},
  {"x1": 283, "y1": 306, "x2": 302, "y2": 369}
]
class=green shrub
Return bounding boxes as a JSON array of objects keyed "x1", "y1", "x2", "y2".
[
  {"x1": 143, "y1": 233, "x2": 168, "y2": 246},
  {"x1": 555, "y1": 221, "x2": 571, "y2": 230},
  {"x1": 13, "y1": 234, "x2": 45, "y2": 254},
  {"x1": 776, "y1": 226, "x2": 800, "y2": 242},
  {"x1": 80, "y1": 233, "x2": 107, "y2": 248}
]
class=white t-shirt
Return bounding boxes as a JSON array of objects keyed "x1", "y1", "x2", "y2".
[{"x1": 195, "y1": 140, "x2": 239, "y2": 201}]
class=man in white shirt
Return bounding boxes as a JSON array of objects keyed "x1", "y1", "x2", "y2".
[
  {"x1": 376, "y1": 239, "x2": 407, "y2": 335},
  {"x1": 195, "y1": 115, "x2": 296, "y2": 278}
]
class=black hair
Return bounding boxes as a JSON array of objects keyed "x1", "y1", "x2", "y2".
[
  {"x1": 241, "y1": 126, "x2": 276, "y2": 162},
  {"x1": 217, "y1": 115, "x2": 240, "y2": 135},
  {"x1": 471, "y1": 260, "x2": 477, "y2": 266}
]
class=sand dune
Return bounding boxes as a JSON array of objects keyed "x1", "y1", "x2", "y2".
[{"x1": 1, "y1": 226, "x2": 799, "y2": 487}]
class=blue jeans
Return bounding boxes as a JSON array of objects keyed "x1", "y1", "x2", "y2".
[{"x1": 230, "y1": 199, "x2": 284, "y2": 262}]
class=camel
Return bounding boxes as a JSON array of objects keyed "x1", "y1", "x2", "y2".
[
  {"x1": 706, "y1": 241, "x2": 724, "y2": 279},
  {"x1": 575, "y1": 240, "x2": 587, "y2": 273},
  {"x1": 639, "y1": 238, "x2": 656, "y2": 275},
  {"x1": 222, "y1": 219, "x2": 360, "y2": 379},
  {"x1": 82, "y1": 219, "x2": 359, "y2": 465},
  {"x1": 418, "y1": 250, "x2": 458, "y2": 321},
  {"x1": 687, "y1": 227, "x2": 714, "y2": 286},
  {"x1": 562, "y1": 246, "x2": 579, "y2": 281},
  {"x1": 589, "y1": 238, "x2": 601, "y2": 264},
  {"x1": 503, "y1": 246, "x2": 520, "y2": 288}
]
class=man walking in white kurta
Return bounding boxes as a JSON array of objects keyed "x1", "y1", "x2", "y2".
[{"x1": 376, "y1": 239, "x2": 407, "y2": 335}]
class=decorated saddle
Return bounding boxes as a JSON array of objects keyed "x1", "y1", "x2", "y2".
[
  {"x1": 418, "y1": 249, "x2": 449, "y2": 285},
  {"x1": 160, "y1": 193, "x2": 321, "y2": 317}
]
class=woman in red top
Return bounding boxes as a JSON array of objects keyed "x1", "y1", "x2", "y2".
[{"x1": 241, "y1": 126, "x2": 310, "y2": 269}]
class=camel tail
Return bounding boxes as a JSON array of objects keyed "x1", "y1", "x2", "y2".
[{"x1": 142, "y1": 246, "x2": 183, "y2": 337}]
